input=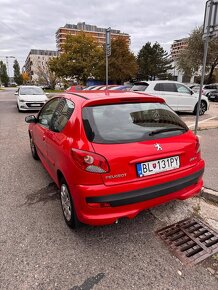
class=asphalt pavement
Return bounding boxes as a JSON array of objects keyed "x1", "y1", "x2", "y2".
[{"x1": 0, "y1": 88, "x2": 217, "y2": 290}]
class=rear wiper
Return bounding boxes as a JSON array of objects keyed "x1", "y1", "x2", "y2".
[{"x1": 149, "y1": 127, "x2": 186, "y2": 136}]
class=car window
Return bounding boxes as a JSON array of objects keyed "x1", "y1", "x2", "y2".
[
  {"x1": 162, "y1": 83, "x2": 177, "y2": 92},
  {"x1": 176, "y1": 84, "x2": 191, "y2": 94},
  {"x1": 50, "y1": 98, "x2": 75, "y2": 132},
  {"x1": 131, "y1": 83, "x2": 149, "y2": 91},
  {"x1": 154, "y1": 83, "x2": 177, "y2": 92},
  {"x1": 38, "y1": 98, "x2": 60, "y2": 128},
  {"x1": 82, "y1": 102, "x2": 188, "y2": 144},
  {"x1": 154, "y1": 83, "x2": 162, "y2": 91}
]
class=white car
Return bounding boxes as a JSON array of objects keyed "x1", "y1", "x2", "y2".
[
  {"x1": 15, "y1": 86, "x2": 48, "y2": 112},
  {"x1": 131, "y1": 80, "x2": 209, "y2": 115},
  {"x1": 202, "y1": 83, "x2": 218, "y2": 96}
]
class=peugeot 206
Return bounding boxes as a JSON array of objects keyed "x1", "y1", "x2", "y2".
[{"x1": 25, "y1": 91, "x2": 204, "y2": 228}]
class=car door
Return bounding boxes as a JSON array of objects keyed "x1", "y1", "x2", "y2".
[
  {"x1": 152, "y1": 83, "x2": 178, "y2": 111},
  {"x1": 32, "y1": 98, "x2": 61, "y2": 165},
  {"x1": 45, "y1": 98, "x2": 75, "y2": 178},
  {"x1": 175, "y1": 83, "x2": 197, "y2": 112}
]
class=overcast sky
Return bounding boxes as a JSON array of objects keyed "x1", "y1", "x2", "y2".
[{"x1": 0, "y1": 0, "x2": 206, "y2": 75}]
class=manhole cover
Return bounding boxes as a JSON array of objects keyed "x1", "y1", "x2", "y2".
[{"x1": 156, "y1": 217, "x2": 218, "y2": 265}]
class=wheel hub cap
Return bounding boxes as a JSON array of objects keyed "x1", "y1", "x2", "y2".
[{"x1": 60, "y1": 184, "x2": 71, "y2": 221}]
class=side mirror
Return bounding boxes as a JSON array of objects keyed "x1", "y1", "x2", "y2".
[
  {"x1": 14, "y1": 92, "x2": 18, "y2": 95},
  {"x1": 25, "y1": 115, "x2": 37, "y2": 123}
]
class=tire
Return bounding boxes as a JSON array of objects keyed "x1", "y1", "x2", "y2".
[
  {"x1": 29, "y1": 135, "x2": 39, "y2": 160},
  {"x1": 17, "y1": 103, "x2": 21, "y2": 112},
  {"x1": 60, "y1": 178, "x2": 81, "y2": 229},
  {"x1": 193, "y1": 101, "x2": 207, "y2": 116}
]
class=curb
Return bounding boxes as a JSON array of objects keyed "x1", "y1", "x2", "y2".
[{"x1": 201, "y1": 187, "x2": 218, "y2": 204}]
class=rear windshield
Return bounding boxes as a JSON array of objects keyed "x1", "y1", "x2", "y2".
[
  {"x1": 82, "y1": 102, "x2": 188, "y2": 144},
  {"x1": 131, "y1": 83, "x2": 148, "y2": 91}
]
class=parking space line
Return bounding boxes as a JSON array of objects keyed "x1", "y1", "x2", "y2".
[{"x1": 188, "y1": 116, "x2": 218, "y2": 128}]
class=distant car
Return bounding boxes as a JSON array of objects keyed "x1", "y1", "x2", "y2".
[
  {"x1": 207, "y1": 90, "x2": 218, "y2": 102},
  {"x1": 25, "y1": 91, "x2": 204, "y2": 228},
  {"x1": 131, "y1": 80, "x2": 209, "y2": 115},
  {"x1": 189, "y1": 84, "x2": 200, "y2": 94},
  {"x1": 83, "y1": 85, "x2": 98, "y2": 90},
  {"x1": 202, "y1": 84, "x2": 218, "y2": 96},
  {"x1": 15, "y1": 86, "x2": 48, "y2": 112},
  {"x1": 65, "y1": 85, "x2": 84, "y2": 92},
  {"x1": 109, "y1": 85, "x2": 130, "y2": 91}
]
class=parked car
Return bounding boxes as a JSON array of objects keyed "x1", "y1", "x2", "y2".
[
  {"x1": 189, "y1": 84, "x2": 200, "y2": 94},
  {"x1": 207, "y1": 90, "x2": 218, "y2": 101},
  {"x1": 15, "y1": 86, "x2": 48, "y2": 112},
  {"x1": 65, "y1": 85, "x2": 84, "y2": 92},
  {"x1": 108, "y1": 85, "x2": 131, "y2": 91},
  {"x1": 202, "y1": 83, "x2": 218, "y2": 96},
  {"x1": 25, "y1": 91, "x2": 204, "y2": 229},
  {"x1": 131, "y1": 80, "x2": 209, "y2": 115}
]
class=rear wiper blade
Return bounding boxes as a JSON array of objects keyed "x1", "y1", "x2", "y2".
[{"x1": 149, "y1": 127, "x2": 186, "y2": 136}]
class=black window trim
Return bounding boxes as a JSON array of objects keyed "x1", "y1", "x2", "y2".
[
  {"x1": 49, "y1": 97, "x2": 75, "y2": 132},
  {"x1": 37, "y1": 97, "x2": 62, "y2": 129}
]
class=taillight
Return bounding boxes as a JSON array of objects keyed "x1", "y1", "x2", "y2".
[{"x1": 71, "y1": 149, "x2": 110, "y2": 173}]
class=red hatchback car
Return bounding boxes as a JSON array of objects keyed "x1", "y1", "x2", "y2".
[{"x1": 25, "y1": 91, "x2": 204, "y2": 228}]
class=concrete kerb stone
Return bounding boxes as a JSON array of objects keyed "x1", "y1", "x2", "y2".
[{"x1": 201, "y1": 187, "x2": 218, "y2": 204}]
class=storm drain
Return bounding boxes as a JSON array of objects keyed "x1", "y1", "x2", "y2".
[{"x1": 156, "y1": 217, "x2": 218, "y2": 265}]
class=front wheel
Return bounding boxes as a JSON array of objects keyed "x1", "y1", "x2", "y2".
[
  {"x1": 193, "y1": 101, "x2": 207, "y2": 116},
  {"x1": 17, "y1": 103, "x2": 21, "y2": 112},
  {"x1": 60, "y1": 179, "x2": 81, "y2": 229},
  {"x1": 29, "y1": 135, "x2": 39, "y2": 160}
]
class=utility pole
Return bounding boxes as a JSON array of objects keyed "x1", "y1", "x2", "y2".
[
  {"x1": 195, "y1": 0, "x2": 218, "y2": 134},
  {"x1": 105, "y1": 28, "x2": 111, "y2": 90}
]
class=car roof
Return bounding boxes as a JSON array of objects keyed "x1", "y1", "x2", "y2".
[
  {"x1": 134, "y1": 80, "x2": 189, "y2": 85},
  {"x1": 63, "y1": 90, "x2": 165, "y2": 105}
]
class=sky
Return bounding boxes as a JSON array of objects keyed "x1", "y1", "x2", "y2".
[{"x1": 0, "y1": 0, "x2": 206, "y2": 76}]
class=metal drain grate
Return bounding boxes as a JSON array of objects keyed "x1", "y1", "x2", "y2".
[{"x1": 156, "y1": 217, "x2": 218, "y2": 265}]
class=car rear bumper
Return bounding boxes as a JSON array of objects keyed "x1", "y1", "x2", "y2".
[{"x1": 71, "y1": 161, "x2": 204, "y2": 226}]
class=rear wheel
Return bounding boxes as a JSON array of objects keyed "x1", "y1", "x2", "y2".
[
  {"x1": 29, "y1": 135, "x2": 39, "y2": 160},
  {"x1": 193, "y1": 101, "x2": 207, "y2": 116},
  {"x1": 60, "y1": 178, "x2": 81, "y2": 229}
]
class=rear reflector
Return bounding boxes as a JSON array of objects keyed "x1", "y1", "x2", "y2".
[{"x1": 88, "y1": 202, "x2": 111, "y2": 208}]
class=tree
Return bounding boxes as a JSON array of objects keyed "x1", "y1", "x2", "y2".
[
  {"x1": 104, "y1": 37, "x2": 138, "y2": 84},
  {"x1": 177, "y1": 27, "x2": 218, "y2": 84},
  {"x1": 0, "y1": 61, "x2": 9, "y2": 86},
  {"x1": 36, "y1": 61, "x2": 58, "y2": 89},
  {"x1": 22, "y1": 72, "x2": 30, "y2": 84},
  {"x1": 49, "y1": 32, "x2": 103, "y2": 84},
  {"x1": 13, "y1": 59, "x2": 23, "y2": 85},
  {"x1": 137, "y1": 42, "x2": 173, "y2": 80}
]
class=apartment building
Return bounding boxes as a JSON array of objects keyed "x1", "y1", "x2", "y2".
[
  {"x1": 56, "y1": 22, "x2": 130, "y2": 52},
  {"x1": 170, "y1": 38, "x2": 188, "y2": 60},
  {"x1": 24, "y1": 49, "x2": 58, "y2": 82}
]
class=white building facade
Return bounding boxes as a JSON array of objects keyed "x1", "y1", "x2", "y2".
[{"x1": 24, "y1": 49, "x2": 58, "y2": 83}]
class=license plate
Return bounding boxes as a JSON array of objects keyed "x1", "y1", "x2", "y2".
[
  {"x1": 136, "y1": 156, "x2": 180, "y2": 177},
  {"x1": 31, "y1": 104, "x2": 41, "y2": 107}
]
